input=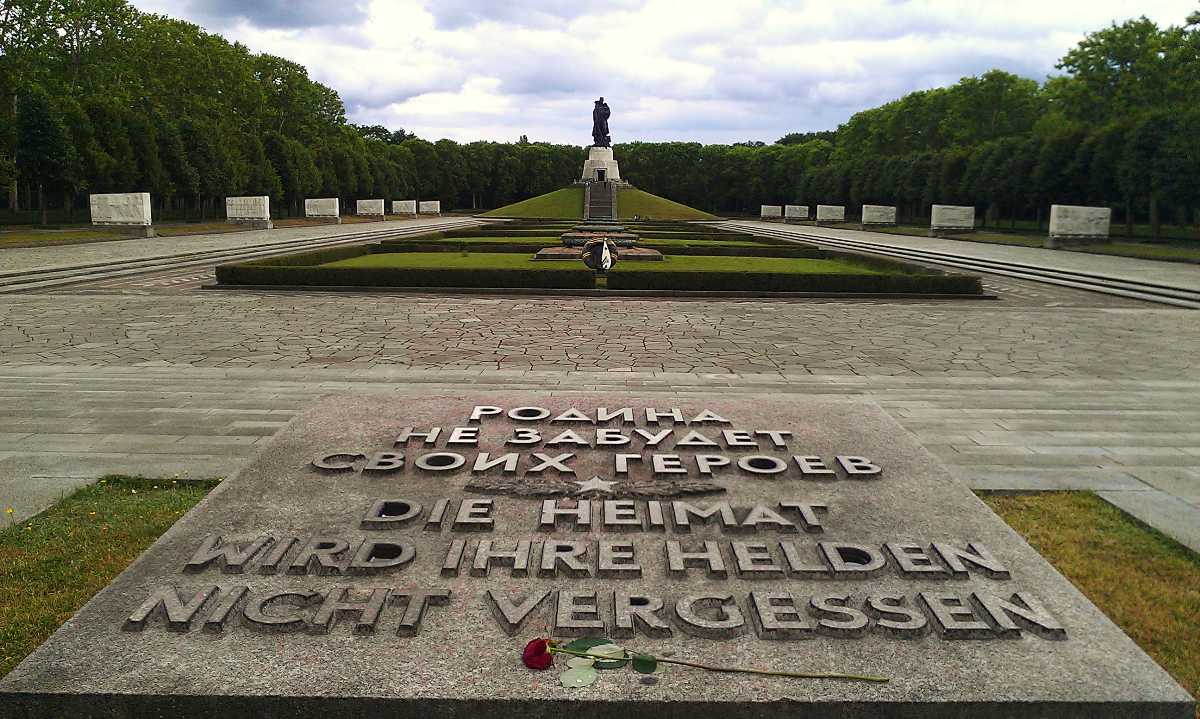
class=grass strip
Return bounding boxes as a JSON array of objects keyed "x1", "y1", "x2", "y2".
[
  {"x1": 982, "y1": 491, "x2": 1199, "y2": 714},
  {"x1": 0, "y1": 476, "x2": 220, "y2": 678}
]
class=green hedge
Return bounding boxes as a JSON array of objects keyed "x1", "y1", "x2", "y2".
[
  {"x1": 215, "y1": 263, "x2": 594, "y2": 289},
  {"x1": 242, "y1": 245, "x2": 370, "y2": 267},
  {"x1": 606, "y1": 270, "x2": 982, "y2": 294},
  {"x1": 372, "y1": 242, "x2": 539, "y2": 254},
  {"x1": 645, "y1": 245, "x2": 825, "y2": 258}
]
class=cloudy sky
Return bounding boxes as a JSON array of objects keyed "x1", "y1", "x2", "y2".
[{"x1": 129, "y1": 0, "x2": 1195, "y2": 145}]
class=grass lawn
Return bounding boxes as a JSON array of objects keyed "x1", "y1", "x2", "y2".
[
  {"x1": 322, "y1": 252, "x2": 577, "y2": 269},
  {"x1": 482, "y1": 188, "x2": 584, "y2": 219},
  {"x1": 613, "y1": 255, "x2": 881, "y2": 274},
  {"x1": 982, "y1": 491, "x2": 1199, "y2": 713},
  {"x1": 0, "y1": 476, "x2": 220, "y2": 678},
  {"x1": 0, "y1": 229, "x2": 130, "y2": 249},
  {"x1": 154, "y1": 222, "x2": 253, "y2": 237},
  {"x1": 618, "y1": 188, "x2": 718, "y2": 221}
]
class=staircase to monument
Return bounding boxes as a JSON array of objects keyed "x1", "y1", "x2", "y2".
[{"x1": 585, "y1": 181, "x2": 617, "y2": 221}]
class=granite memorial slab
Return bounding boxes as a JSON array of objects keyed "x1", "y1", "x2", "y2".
[
  {"x1": 1047, "y1": 205, "x2": 1112, "y2": 248},
  {"x1": 930, "y1": 205, "x2": 975, "y2": 235},
  {"x1": 419, "y1": 200, "x2": 442, "y2": 215},
  {"x1": 0, "y1": 394, "x2": 1191, "y2": 718},
  {"x1": 393, "y1": 200, "x2": 418, "y2": 216},
  {"x1": 760, "y1": 205, "x2": 782, "y2": 220},
  {"x1": 226, "y1": 196, "x2": 272, "y2": 229}
]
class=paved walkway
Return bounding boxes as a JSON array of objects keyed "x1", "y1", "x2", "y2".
[
  {"x1": 1, "y1": 293, "x2": 1195, "y2": 377},
  {"x1": 0, "y1": 365, "x2": 1196, "y2": 552},
  {"x1": 730, "y1": 220, "x2": 1200, "y2": 293},
  {"x1": 0, "y1": 221, "x2": 1196, "y2": 553},
  {"x1": 0, "y1": 216, "x2": 468, "y2": 275}
]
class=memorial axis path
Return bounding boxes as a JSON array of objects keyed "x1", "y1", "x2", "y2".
[{"x1": 0, "y1": 219, "x2": 1197, "y2": 554}]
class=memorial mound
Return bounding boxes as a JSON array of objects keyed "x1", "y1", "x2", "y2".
[{"x1": 0, "y1": 394, "x2": 1191, "y2": 718}]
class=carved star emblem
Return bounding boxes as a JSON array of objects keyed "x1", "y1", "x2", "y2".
[{"x1": 573, "y1": 476, "x2": 618, "y2": 494}]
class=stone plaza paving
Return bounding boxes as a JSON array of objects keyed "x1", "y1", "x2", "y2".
[{"x1": 0, "y1": 221, "x2": 1197, "y2": 555}]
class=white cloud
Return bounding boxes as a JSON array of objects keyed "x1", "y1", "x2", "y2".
[{"x1": 129, "y1": 0, "x2": 1197, "y2": 143}]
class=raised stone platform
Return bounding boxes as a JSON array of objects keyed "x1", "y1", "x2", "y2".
[
  {"x1": 561, "y1": 223, "x2": 641, "y2": 248},
  {"x1": 0, "y1": 393, "x2": 1189, "y2": 717},
  {"x1": 534, "y1": 246, "x2": 664, "y2": 261}
]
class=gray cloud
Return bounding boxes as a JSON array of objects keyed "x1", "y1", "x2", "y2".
[
  {"x1": 181, "y1": 0, "x2": 369, "y2": 29},
  {"x1": 426, "y1": 0, "x2": 640, "y2": 29},
  {"x1": 128, "y1": 0, "x2": 1197, "y2": 143}
]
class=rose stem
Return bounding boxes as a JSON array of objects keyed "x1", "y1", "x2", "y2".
[{"x1": 548, "y1": 646, "x2": 888, "y2": 683}]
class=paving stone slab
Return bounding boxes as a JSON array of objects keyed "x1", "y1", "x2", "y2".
[{"x1": 0, "y1": 393, "x2": 1191, "y2": 718}]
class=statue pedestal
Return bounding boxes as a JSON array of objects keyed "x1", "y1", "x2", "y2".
[{"x1": 580, "y1": 146, "x2": 621, "y2": 182}]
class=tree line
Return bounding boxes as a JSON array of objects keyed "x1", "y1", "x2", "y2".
[
  {"x1": 0, "y1": 0, "x2": 585, "y2": 223},
  {"x1": 2, "y1": 1, "x2": 1198, "y2": 235},
  {"x1": 617, "y1": 14, "x2": 1200, "y2": 236}
]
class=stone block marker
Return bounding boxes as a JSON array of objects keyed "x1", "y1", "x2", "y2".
[
  {"x1": 357, "y1": 199, "x2": 385, "y2": 217},
  {"x1": 392, "y1": 200, "x2": 417, "y2": 217},
  {"x1": 1047, "y1": 205, "x2": 1111, "y2": 249},
  {"x1": 304, "y1": 198, "x2": 341, "y2": 224},
  {"x1": 225, "y1": 196, "x2": 272, "y2": 230},
  {"x1": 930, "y1": 204, "x2": 975, "y2": 236},
  {"x1": 760, "y1": 205, "x2": 782, "y2": 221},
  {"x1": 784, "y1": 205, "x2": 809, "y2": 222},
  {"x1": 419, "y1": 200, "x2": 441, "y2": 215},
  {"x1": 815, "y1": 204, "x2": 845, "y2": 225},
  {"x1": 862, "y1": 205, "x2": 897, "y2": 226},
  {"x1": 0, "y1": 393, "x2": 1192, "y2": 718},
  {"x1": 89, "y1": 192, "x2": 154, "y2": 237}
]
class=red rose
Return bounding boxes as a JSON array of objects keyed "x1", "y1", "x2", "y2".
[{"x1": 522, "y1": 638, "x2": 553, "y2": 670}]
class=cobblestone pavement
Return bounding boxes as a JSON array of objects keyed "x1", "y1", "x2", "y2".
[
  {"x1": 1, "y1": 223, "x2": 1197, "y2": 551},
  {"x1": 1, "y1": 293, "x2": 1194, "y2": 378}
]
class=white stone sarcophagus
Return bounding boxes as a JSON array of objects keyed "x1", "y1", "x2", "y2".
[
  {"x1": 816, "y1": 205, "x2": 845, "y2": 224},
  {"x1": 357, "y1": 199, "x2": 385, "y2": 217},
  {"x1": 862, "y1": 205, "x2": 897, "y2": 226},
  {"x1": 1047, "y1": 205, "x2": 1111, "y2": 248},
  {"x1": 784, "y1": 205, "x2": 809, "y2": 222},
  {"x1": 225, "y1": 196, "x2": 272, "y2": 229},
  {"x1": 393, "y1": 200, "x2": 417, "y2": 216},
  {"x1": 89, "y1": 193, "x2": 154, "y2": 237},
  {"x1": 304, "y1": 198, "x2": 341, "y2": 223},
  {"x1": 419, "y1": 201, "x2": 441, "y2": 215},
  {"x1": 760, "y1": 205, "x2": 783, "y2": 220},
  {"x1": 930, "y1": 205, "x2": 975, "y2": 235}
]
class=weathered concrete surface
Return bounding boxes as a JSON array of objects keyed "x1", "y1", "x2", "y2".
[
  {"x1": 0, "y1": 394, "x2": 1191, "y2": 718},
  {"x1": 305, "y1": 198, "x2": 339, "y2": 218},
  {"x1": 225, "y1": 197, "x2": 270, "y2": 221},
  {"x1": 862, "y1": 205, "x2": 897, "y2": 225},
  {"x1": 931, "y1": 205, "x2": 975, "y2": 231},
  {"x1": 90, "y1": 193, "x2": 152, "y2": 226},
  {"x1": 356, "y1": 199, "x2": 385, "y2": 216},
  {"x1": 816, "y1": 205, "x2": 845, "y2": 223}
]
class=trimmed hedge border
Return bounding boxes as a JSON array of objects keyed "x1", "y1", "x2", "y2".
[
  {"x1": 371, "y1": 242, "x2": 828, "y2": 259},
  {"x1": 216, "y1": 263, "x2": 595, "y2": 289},
  {"x1": 607, "y1": 269, "x2": 982, "y2": 294}
]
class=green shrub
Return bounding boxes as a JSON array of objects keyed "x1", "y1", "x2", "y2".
[
  {"x1": 215, "y1": 263, "x2": 594, "y2": 289},
  {"x1": 607, "y1": 270, "x2": 982, "y2": 294}
]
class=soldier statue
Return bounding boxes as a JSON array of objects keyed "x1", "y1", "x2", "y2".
[{"x1": 591, "y1": 97, "x2": 611, "y2": 147}]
